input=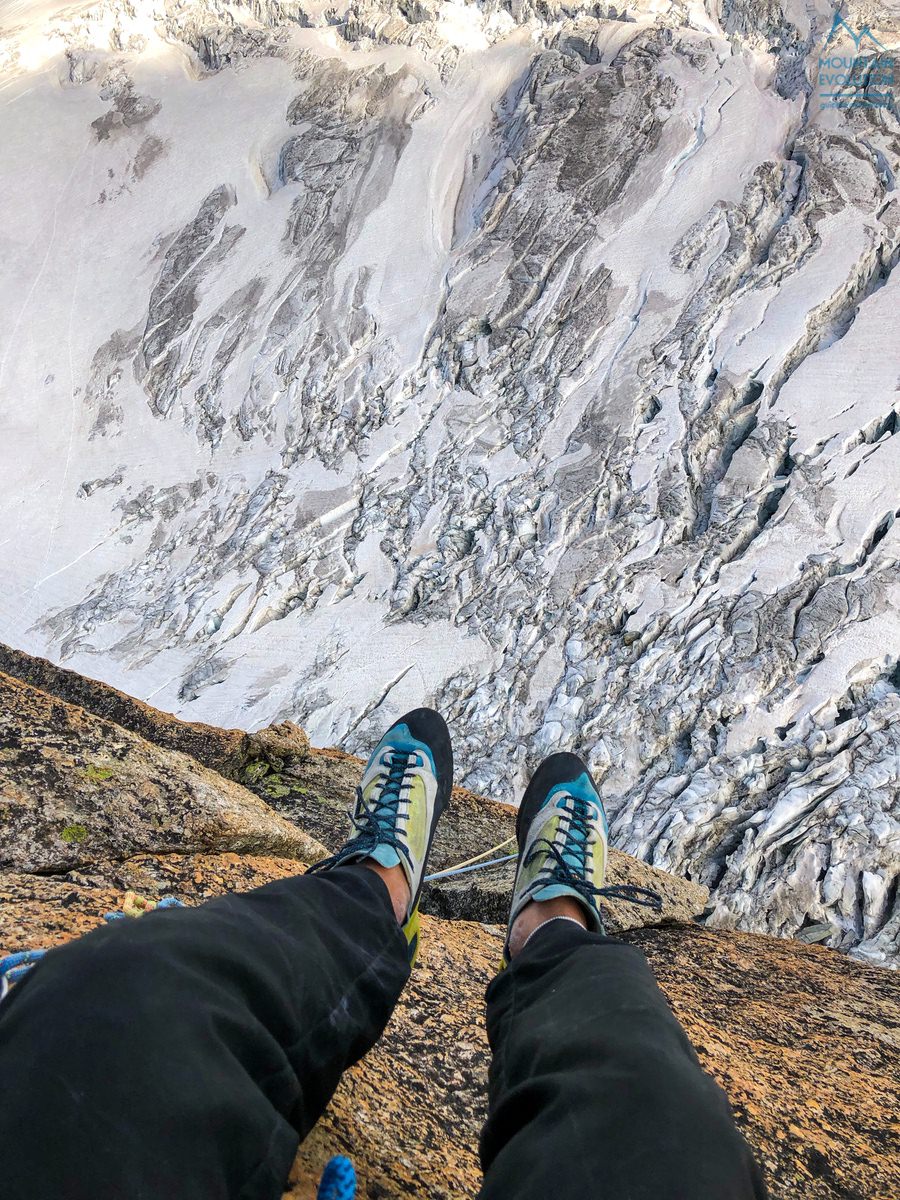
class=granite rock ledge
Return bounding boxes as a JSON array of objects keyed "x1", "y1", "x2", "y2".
[{"x1": 0, "y1": 648, "x2": 897, "y2": 1199}]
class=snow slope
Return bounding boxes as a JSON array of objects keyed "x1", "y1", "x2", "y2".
[{"x1": 1, "y1": 0, "x2": 899, "y2": 961}]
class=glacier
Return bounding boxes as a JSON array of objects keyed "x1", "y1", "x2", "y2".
[{"x1": 0, "y1": 0, "x2": 898, "y2": 963}]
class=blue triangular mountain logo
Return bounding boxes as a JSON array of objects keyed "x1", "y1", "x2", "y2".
[{"x1": 824, "y1": 12, "x2": 888, "y2": 51}]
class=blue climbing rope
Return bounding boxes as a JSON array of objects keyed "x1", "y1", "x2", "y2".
[
  {"x1": 0, "y1": 950, "x2": 48, "y2": 1000},
  {"x1": 424, "y1": 853, "x2": 517, "y2": 882},
  {"x1": 316, "y1": 1155, "x2": 356, "y2": 1200}
]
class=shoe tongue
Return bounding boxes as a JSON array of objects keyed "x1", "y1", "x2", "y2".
[
  {"x1": 532, "y1": 882, "x2": 575, "y2": 903},
  {"x1": 368, "y1": 845, "x2": 401, "y2": 869},
  {"x1": 558, "y1": 799, "x2": 588, "y2": 871}
]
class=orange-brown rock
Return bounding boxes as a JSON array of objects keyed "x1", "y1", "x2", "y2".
[
  {"x1": 0, "y1": 855, "x2": 302, "y2": 953},
  {"x1": 292, "y1": 917, "x2": 900, "y2": 1200},
  {"x1": 0, "y1": 644, "x2": 312, "y2": 780},
  {"x1": 246, "y1": 721, "x2": 311, "y2": 767},
  {"x1": 0, "y1": 643, "x2": 250, "y2": 774}
]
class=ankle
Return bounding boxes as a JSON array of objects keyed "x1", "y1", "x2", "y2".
[
  {"x1": 358, "y1": 861, "x2": 411, "y2": 924},
  {"x1": 508, "y1": 896, "x2": 587, "y2": 959}
]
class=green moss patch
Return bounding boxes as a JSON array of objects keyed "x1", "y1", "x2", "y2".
[
  {"x1": 83, "y1": 764, "x2": 115, "y2": 782},
  {"x1": 241, "y1": 760, "x2": 270, "y2": 785},
  {"x1": 60, "y1": 823, "x2": 89, "y2": 844},
  {"x1": 263, "y1": 774, "x2": 292, "y2": 799}
]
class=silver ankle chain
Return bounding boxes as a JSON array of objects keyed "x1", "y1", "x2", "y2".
[{"x1": 522, "y1": 915, "x2": 585, "y2": 950}]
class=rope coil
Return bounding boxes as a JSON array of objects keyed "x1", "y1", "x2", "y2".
[
  {"x1": 0, "y1": 893, "x2": 185, "y2": 1001},
  {"x1": 316, "y1": 1155, "x2": 356, "y2": 1199}
]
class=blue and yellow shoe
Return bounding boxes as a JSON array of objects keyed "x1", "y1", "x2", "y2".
[
  {"x1": 502, "y1": 752, "x2": 660, "y2": 968},
  {"x1": 308, "y1": 708, "x2": 452, "y2": 964}
]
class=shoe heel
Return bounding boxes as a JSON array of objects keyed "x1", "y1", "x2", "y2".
[{"x1": 404, "y1": 903, "x2": 421, "y2": 966}]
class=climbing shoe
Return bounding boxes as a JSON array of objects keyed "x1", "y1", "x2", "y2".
[
  {"x1": 307, "y1": 708, "x2": 452, "y2": 964},
  {"x1": 502, "y1": 751, "x2": 660, "y2": 967}
]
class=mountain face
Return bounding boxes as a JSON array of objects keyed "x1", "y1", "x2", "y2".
[{"x1": 1, "y1": 0, "x2": 898, "y2": 964}]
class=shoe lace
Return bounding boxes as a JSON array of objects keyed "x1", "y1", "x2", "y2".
[
  {"x1": 525, "y1": 795, "x2": 663, "y2": 915},
  {"x1": 345, "y1": 749, "x2": 419, "y2": 870}
]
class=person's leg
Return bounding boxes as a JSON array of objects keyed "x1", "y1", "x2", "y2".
[
  {"x1": 0, "y1": 866, "x2": 407, "y2": 1200},
  {"x1": 479, "y1": 919, "x2": 766, "y2": 1199},
  {"x1": 0, "y1": 706, "x2": 452, "y2": 1200},
  {"x1": 478, "y1": 751, "x2": 766, "y2": 1199}
]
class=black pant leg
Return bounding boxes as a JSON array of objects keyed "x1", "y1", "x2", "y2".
[
  {"x1": 479, "y1": 920, "x2": 766, "y2": 1200},
  {"x1": 0, "y1": 866, "x2": 409, "y2": 1200}
]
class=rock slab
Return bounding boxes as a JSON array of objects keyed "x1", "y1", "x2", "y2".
[{"x1": 0, "y1": 670, "x2": 326, "y2": 872}]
